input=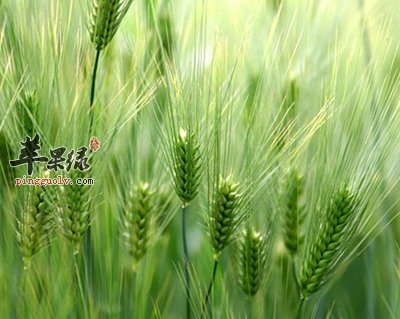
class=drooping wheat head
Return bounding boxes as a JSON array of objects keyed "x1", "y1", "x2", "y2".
[
  {"x1": 298, "y1": 187, "x2": 358, "y2": 299},
  {"x1": 172, "y1": 128, "x2": 202, "y2": 207},
  {"x1": 122, "y1": 182, "x2": 155, "y2": 271},
  {"x1": 282, "y1": 170, "x2": 305, "y2": 255},
  {"x1": 238, "y1": 228, "x2": 267, "y2": 296},
  {"x1": 89, "y1": 0, "x2": 134, "y2": 51},
  {"x1": 209, "y1": 176, "x2": 241, "y2": 260}
]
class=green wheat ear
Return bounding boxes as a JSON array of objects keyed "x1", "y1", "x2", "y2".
[
  {"x1": 172, "y1": 128, "x2": 202, "y2": 207},
  {"x1": 298, "y1": 187, "x2": 358, "y2": 299},
  {"x1": 89, "y1": 0, "x2": 134, "y2": 51},
  {"x1": 60, "y1": 170, "x2": 91, "y2": 255},
  {"x1": 275, "y1": 76, "x2": 299, "y2": 151},
  {"x1": 282, "y1": 170, "x2": 305, "y2": 255},
  {"x1": 18, "y1": 89, "x2": 39, "y2": 136},
  {"x1": 123, "y1": 182, "x2": 155, "y2": 271},
  {"x1": 209, "y1": 176, "x2": 241, "y2": 260},
  {"x1": 238, "y1": 228, "x2": 267, "y2": 296},
  {"x1": 17, "y1": 186, "x2": 54, "y2": 269}
]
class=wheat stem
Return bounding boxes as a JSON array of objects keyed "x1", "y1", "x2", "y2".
[
  {"x1": 246, "y1": 297, "x2": 253, "y2": 319},
  {"x1": 296, "y1": 298, "x2": 306, "y2": 319},
  {"x1": 89, "y1": 49, "x2": 101, "y2": 137},
  {"x1": 128, "y1": 271, "x2": 137, "y2": 317},
  {"x1": 85, "y1": 221, "x2": 94, "y2": 302},
  {"x1": 202, "y1": 260, "x2": 218, "y2": 318},
  {"x1": 182, "y1": 205, "x2": 191, "y2": 319},
  {"x1": 292, "y1": 260, "x2": 300, "y2": 298},
  {"x1": 74, "y1": 254, "x2": 88, "y2": 318}
]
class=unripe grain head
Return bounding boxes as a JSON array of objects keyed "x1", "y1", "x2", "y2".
[
  {"x1": 18, "y1": 89, "x2": 39, "y2": 136},
  {"x1": 89, "y1": 0, "x2": 133, "y2": 51},
  {"x1": 172, "y1": 128, "x2": 201, "y2": 207},
  {"x1": 299, "y1": 187, "x2": 357, "y2": 299},
  {"x1": 238, "y1": 228, "x2": 267, "y2": 296},
  {"x1": 282, "y1": 170, "x2": 304, "y2": 255},
  {"x1": 60, "y1": 170, "x2": 91, "y2": 255},
  {"x1": 17, "y1": 187, "x2": 54, "y2": 269},
  {"x1": 209, "y1": 177, "x2": 240, "y2": 260},
  {"x1": 123, "y1": 182, "x2": 155, "y2": 271}
]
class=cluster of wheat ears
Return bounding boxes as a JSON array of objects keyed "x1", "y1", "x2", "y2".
[{"x1": 2, "y1": 0, "x2": 400, "y2": 318}]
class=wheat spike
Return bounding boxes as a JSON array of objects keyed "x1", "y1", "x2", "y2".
[
  {"x1": 89, "y1": 0, "x2": 134, "y2": 51},
  {"x1": 172, "y1": 128, "x2": 202, "y2": 207},
  {"x1": 298, "y1": 188, "x2": 357, "y2": 299},
  {"x1": 123, "y1": 182, "x2": 155, "y2": 271},
  {"x1": 238, "y1": 228, "x2": 267, "y2": 296},
  {"x1": 17, "y1": 187, "x2": 54, "y2": 269},
  {"x1": 60, "y1": 171, "x2": 91, "y2": 255},
  {"x1": 209, "y1": 177, "x2": 240, "y2": 260},
  {"x1": 282, "y1": 170, "x2": 304, "y2": 255}
]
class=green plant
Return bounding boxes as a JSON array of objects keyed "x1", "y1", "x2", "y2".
[
  {"x1": 202, "y1": 176, "x2": 241, "y2": 317},
  {"x1": 59, "y1": 171, "x2": 91, "y2": 255},
  {"x1": 171, "y1": 127, "x2": 202, "y2": 319},
  {"x1": 209, "y1": 176, "x2": 241, "y2": 260},
  {"x1": 2, "y1": 1, "x2": 400, "y2": 318},
  {"x1": 172, "y1": 128, "x2": 202, "y2": 207},
  {"x1": 282, "y1": 170, "x2": 304, "y2": 256},
  {"x1": 17, "y1": 89, "x2": 39, "y2": 136},
  {"x1": 17, "y1": 187, "x2": 53, "y2": 269},
  {"x1": 298, "y1": 187, "x2": 358, "y2": 300},
  {"x1": 238, "y1": 228, "x2": 267, "y2": 297},
  {"x1": 122, "y1": 182, "x2": 155, "y2": 271},
  {"x1": 88, "y1": 0, "x2": 134, "y2": 135}
]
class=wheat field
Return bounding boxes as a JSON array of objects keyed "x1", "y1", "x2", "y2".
[{"x1": 1, "y1": 0, "x2": 400, "y2": 318}]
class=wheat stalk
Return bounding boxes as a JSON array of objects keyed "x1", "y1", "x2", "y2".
[
  {"x1": 202, "y1": 176, "x2": 241, "y2": 318},
  {"x1": 170, "y1": 127, "x2": 202, "y2": 319},
  {"x1": 87, "y1": 0, "x2": 134, "y2": 135}
]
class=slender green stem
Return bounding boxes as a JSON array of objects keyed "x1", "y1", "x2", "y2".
[
  {"x1": 202, "y1": 260, "x2": 219, "y2": 318},
  {"x1": 292, "y1": 259, "x2": 300, "y2": 297},
  {"x1": 74, "y1": 254, "x2": 88, "y2": 318},
  {"x1": 296, "y1": 298, "x2": 306, "y2": 319},
  {"x1": 84, "y1": 215, "x2": 93, "y2": 309},
  {"x1": 19, "y1": 262, "x2": 29, "y2": 318},
  {"x1": 129, "y1": 270, "x2": 137, "y2": 317},
  {"x1": 182, "y1": 205, "x2": 191, "y2": 319},
  {"x1": 246, "y1": 296, "x2": 253, "y2": 319},
  {"x1": 89, "y1": 48, "x2": 101, "y2": 137},
  {"x1": 86, "y1": 49, "x2": 100, "y2": 302}
]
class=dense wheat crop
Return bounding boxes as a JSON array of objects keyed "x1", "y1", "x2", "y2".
[{"x1": 1, "y1": 0, "x2": 400, "y2": 318}]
